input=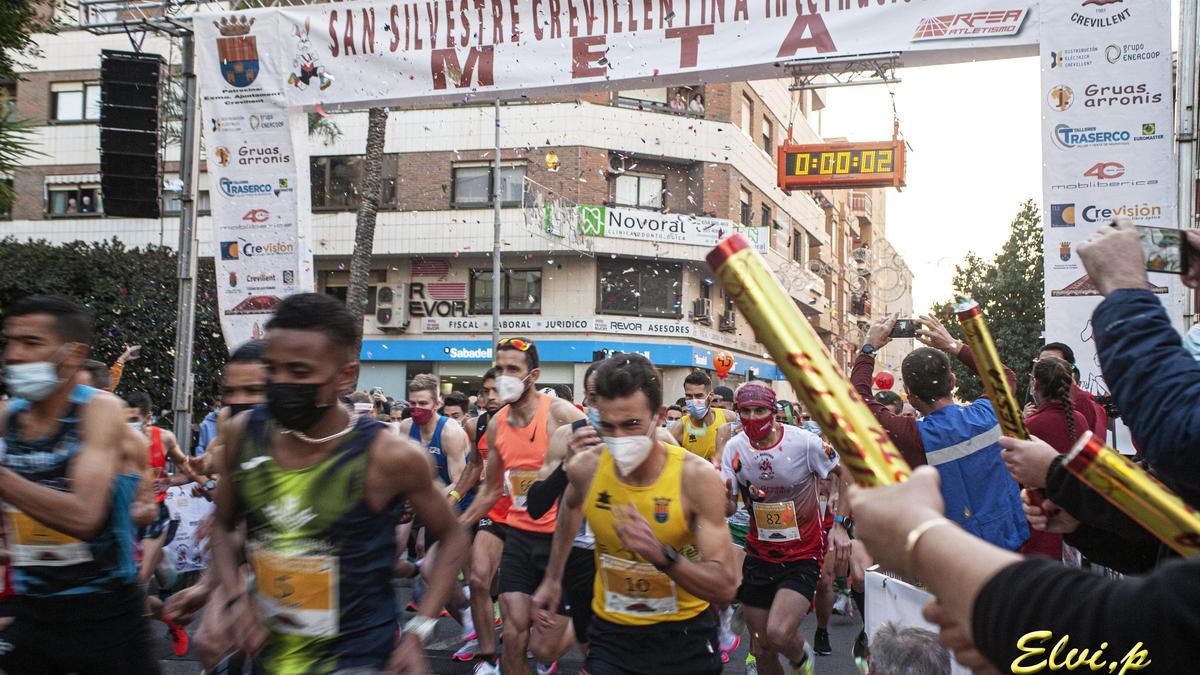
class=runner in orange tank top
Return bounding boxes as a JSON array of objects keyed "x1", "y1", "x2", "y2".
[{"x1": 458, "y1": 338, "x2": 585, "y2": 675}]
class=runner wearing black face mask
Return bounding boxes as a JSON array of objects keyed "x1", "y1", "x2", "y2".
[
  {"x1": 163, "y1": 339, "x2": 267, "y2": 673},
  {"x1": 207, "y1": 293, "x2": 468, "y2": 674}
]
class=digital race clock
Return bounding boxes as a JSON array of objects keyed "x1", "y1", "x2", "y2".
[{"x1": 777, "y1": 140, "x2": 907, "y2": 191}]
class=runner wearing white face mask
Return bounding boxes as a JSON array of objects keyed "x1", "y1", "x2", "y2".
[
  {"x1": 458, "y1": 337, "x2": 585, "y2": 675},
  {"x1": 533, "y1": 354, "x2": 737, "y2": 675},
  {"x1": 669, "y1": 370, "x2": 730, "y2": 463}
]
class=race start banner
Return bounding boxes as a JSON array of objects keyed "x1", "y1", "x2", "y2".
[
  {"x1": 1038, "y1": 0, "x2": 1177, "y2": 422},
  {"x1": 196, "y1": 18, "x2": 315, "y2": 351},
  {"x1": 193, "y1": 0, "x2": 1041, "y2": 349}
]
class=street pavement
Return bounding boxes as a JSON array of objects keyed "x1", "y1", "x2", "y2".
[{"x1": 154, "y1": 578, "x2": 864, "y2": 674}]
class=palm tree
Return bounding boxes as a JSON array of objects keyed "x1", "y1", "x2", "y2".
[{"x1": 345, "y1": 106, "x2": 387, "y2": 356}]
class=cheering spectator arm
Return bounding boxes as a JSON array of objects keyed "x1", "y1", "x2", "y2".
[
  {"x1": 1094, "y1": 288, "x2": 1200, "y2": 467},
  {"x1": 851, "y1": 353, "x2": 926, "y2": 468}
]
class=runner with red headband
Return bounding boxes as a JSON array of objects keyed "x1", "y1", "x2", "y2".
[{"x1": 723, "y1": 383, "x2": 850, "y2": 675}]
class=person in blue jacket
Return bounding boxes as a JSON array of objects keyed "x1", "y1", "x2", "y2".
[{"x1": 1079, "y1": 221, "x2": 1200, "y2": 469}]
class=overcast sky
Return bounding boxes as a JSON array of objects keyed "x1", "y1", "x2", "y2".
[
  {"x1": 821, "y1": 56, "x2": 1042, "y2": 312},
  {"x1": 820, "y1": 1, "x2": 1181, "y2": 312}
]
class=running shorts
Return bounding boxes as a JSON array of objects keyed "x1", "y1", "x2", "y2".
[
  {"x1": 586, "y1": 611, "x2": 721, "y2": 675},
  {"x1": 737, "y1": 557, "x2": 820, "y2": 609}
]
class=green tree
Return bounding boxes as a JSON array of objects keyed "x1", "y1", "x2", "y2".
[
  {"x1": 0, "y1": 238, "x2": 227, "y2": 431},
  {"x1": 0, "y1": 0, "x2": 55, "y2": 213},
  {"x1": 931, "y1": 199, "x2": 1044, "y2": 401}
]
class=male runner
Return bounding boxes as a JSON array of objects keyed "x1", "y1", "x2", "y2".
[
  {"x1": 0, "y1": 295, "x2": 155, "y2": 672},
  {"x1": 453, "y1": 368, "x2": 508, "y2": 664},
  {"x1": 399, "y1": 374, "x2": 469, "y2": 499},
  {"x1": 124, "y1": 391, "x2": 200, "y2": 586},
  {"x1": 397, "y1": 373, "x2": 472, "y2": 639},
  {"x1": 442, "y1": 394, "x2": 470, "y2": 424},
  {"x1": 724, "y1": 383, "x2": 850, "y2": 675},
  {"x1": 669, "y1": 370, "x2": 731, "y2": 462},
  {"x1": 534, "y1": 353, "x2": 736, "y2": 675},
  {"x1": 164, "y1": 339, "x2": 268, "y2": 672},
  {"x1": 458, "y1": 338, "x2": 584, "y2": 675},
  {"x1": 209, "y1": 292, "x2": 468, "y2": 673}
]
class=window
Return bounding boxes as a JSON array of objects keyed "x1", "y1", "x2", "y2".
[
  {"x1": 760, "y1": 204, "x2": 771, "y2": 229},
  {"x1": 739, "y1": 188, "x2": 752, "y2": 225},
  {"x1": 470, "y1": 269, "x2": 542, "y2": 314},
  {"x1": 162, "y1": 174, "x2": 212, "y2": 215},
  {"x1": 311, "y1": 155, "x2": 399, "y2": 210},
  {"x1": 51, "y1": 82, "x2": 100, "y2": 122},
  {"x1": 46, "y1": 183, "x2": 101, "y2": 216},
  {"x1": 320, "y1": 269, "x2": 387, "y2": 314},
  {"x1": 613, "y1": 173, "x2": 664, "y2": 209},
  {"x1": 452, "y1": 164, "x2": 525, "y2": 207},
  {"x1": 762, "y1": 117, "x2": 773, "y2": 153},
  {"x1": 598, "y1": 258, "x2": 682, "y2": 318},
  {"x1": 740, "y1": 94, "x2": 754, "y2": 137},
  {"x1": 792, "y1": 229, "x2": 806, "y2": 264}
]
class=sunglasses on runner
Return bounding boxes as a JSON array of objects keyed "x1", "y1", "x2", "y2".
[{"x1": 498, "y1": 337, "x2": 534, "y2": 351}]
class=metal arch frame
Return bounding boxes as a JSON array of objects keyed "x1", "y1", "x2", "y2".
[{"x1": 783, "y1": 52, "x2": 902, "y2": 91}]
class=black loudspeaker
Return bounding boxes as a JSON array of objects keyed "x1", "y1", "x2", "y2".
[{"x1": 100, "y1": 50, "x2": 164, "y2": 218}]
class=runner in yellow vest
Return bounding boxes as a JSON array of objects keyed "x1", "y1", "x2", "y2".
[
  {"x1": 533, "y1": 354, "x2": 736, "y2": 675},
  {"x1": 668, "y1": 370, "x2": 729, "y2": 463}
]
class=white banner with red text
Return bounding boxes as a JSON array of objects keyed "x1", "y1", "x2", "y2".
[
  {"x1": 195, "y1": 0, "x2": 1038, "y2": 109},
  {"x1": 1039, "y1": 0, "x2": 1177, "y2": 421}
]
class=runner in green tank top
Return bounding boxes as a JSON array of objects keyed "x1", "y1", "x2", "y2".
[{"x1": 210, "y1": 293, "x2": 469, "y2": 674}]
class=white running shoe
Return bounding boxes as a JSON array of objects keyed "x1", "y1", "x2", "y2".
[
  {"x1": 453, "y1": 638, "x2": 479, "y2": 662},
  {"x1": 535, "y1": 662, "x2": 558, "y2": 675},
  {"x1": 718, "y1": 606, "x2": 740, "y2": 654},
  {"x1": 472, "y1": 658, "x2": 502, "y2": 675}
]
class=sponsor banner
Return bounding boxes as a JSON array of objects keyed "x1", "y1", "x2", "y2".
[
  {"x1": 1039, "y1": 0, "x2": 1177, "y2": 394},
  {"x1": 163, "y1": 486, "x2": 216, "y2": 574},
  {"x1": 195, "y1": 1, "x2": 1037, "y2": 109},
  {"x1": 196, "y1": 18, "x2": 315, "y2": 350},
  {"x1": 577, "y1": 205, "x2": 769, "y2": 252},
  {"x1": 422, "y1": 314, "x2": 695, "y2": 337}
]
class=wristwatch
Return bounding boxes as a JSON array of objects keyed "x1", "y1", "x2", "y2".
[
  {"x1": 403, "y1": 615, "x2": 438, "y2": 645},
  {"x1": 653, "y1": 544, "x2": 680, "y2": 572},
  {"x1": 860, "y1": 343, "x2": 878, "y2": 357}
]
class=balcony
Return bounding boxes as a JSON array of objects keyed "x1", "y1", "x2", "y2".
[{"x1": 851, "y1": 191, "x2": 873, "y2": 223}]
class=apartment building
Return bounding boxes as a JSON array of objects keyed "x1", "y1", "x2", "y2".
[{"x1": 3, "y1": 19, "x2": 912, "y2": 400}]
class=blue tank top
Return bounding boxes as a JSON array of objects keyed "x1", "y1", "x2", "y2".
[
  {"x1": 410, "y1": 415, "x2": 451, "y2": 485},
  {"x1": 234, "y1": 406, "x2": 400, "y2": 673},
  {"x1": 2, "y1": 385, "x2": 138, "y2": 601}
]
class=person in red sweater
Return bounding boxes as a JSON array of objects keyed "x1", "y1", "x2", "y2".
[
  {"x1": 1035, "y1": 342, "x2": 1107, "y2": 443},
  {"x1": 1015, "y1": 356, "x2": 1089, "y2": 559}
]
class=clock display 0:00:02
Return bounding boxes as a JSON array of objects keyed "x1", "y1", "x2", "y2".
[{"x1": 789, "y1": 149, "x2": 895, "y2": 176}]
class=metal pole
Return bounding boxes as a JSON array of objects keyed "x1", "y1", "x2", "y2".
[
  {"x1": 171, "y1": 34, "x2": 201, "y2": 451},
  {"x1": 1177, "y1": 0, "x2": 1199, "y2": 323},
  {"x1": 491, "y1": 100, "x2": 502, "y2": 349}
]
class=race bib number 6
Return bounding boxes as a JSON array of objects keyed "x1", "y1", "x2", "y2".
[{"x1": 505, "y1": 469, "x2": 539, "y2": 510}]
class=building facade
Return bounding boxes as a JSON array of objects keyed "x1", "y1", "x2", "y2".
[{"x1": 3, "y1": 16, "x2": 913, "y2": 402}]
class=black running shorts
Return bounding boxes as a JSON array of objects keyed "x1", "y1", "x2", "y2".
[
  {"x1": 737, "y1": 556, "x2": 820, "y2": 609},
  {"x1": 586, "y1": 611, "x2": 722, "y2": 675}
]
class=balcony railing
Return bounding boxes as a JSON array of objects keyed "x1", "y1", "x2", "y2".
[{"x1": 850, "y1": 191, "x2": 873, "y2": 219}]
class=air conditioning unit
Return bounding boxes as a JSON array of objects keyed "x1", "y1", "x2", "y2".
[
  {"x1": 375, "y1": 284, "x2": 409, "y2": 331},
  {"x1": 692, "y1": 297, "x2": 712, "y2": 324},
  {"x1": 719, "y1": 310, "x2": 737, "y2": 333}
]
